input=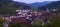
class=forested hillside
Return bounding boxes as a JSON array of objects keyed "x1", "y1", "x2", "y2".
[{"x1": 0, "y1": 0, "x2": 31, "y2": 15}]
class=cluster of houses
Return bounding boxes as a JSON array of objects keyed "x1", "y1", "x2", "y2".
[
  {"x1": 3, "y1": 8, "x2": 59, "y2": 27},
  {"x1": 9, "y1": 9, "x2": 52, "y2": 25}
]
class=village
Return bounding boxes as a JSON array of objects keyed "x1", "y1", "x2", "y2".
[
  {"x1": 2, "y1": 8, "x2": 59, "y2": 27},
  {"x1": 0, "y1": 0, "x2": 60, "y2": 27}
]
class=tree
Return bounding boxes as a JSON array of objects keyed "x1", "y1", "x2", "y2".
[
  {"x1": 0, "y1": 15, "x2": 4, "y2": 27},
  {"x1": 0, "y1": 0, "x2": 16, "y2": 15}
]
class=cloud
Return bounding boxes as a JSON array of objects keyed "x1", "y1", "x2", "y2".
[{"x1": 13, "y1": 0, "x2": 58, "y2": 4}]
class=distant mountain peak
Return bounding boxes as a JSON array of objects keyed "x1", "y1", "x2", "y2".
[{"x1": 28, "y1": 1, "x2": 53, "y2": 8}]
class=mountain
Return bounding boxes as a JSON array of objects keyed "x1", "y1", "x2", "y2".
[
  {"x1": 13, "y1": 1, "x2": 31, "y2": 9},
  {"x1": 28, "y1": 1, "x2": 53, "y2": 8},
  {"x1": 0, "y1": 0, "x2": 31, "y2": 15},
  {"x1": 47, "y1": 1, "x2": 60, "y2": 9},
  {"x1": 47, "y1": 1, "x2": 60, "y2": 13},
  {"x1": 38, "y1": 1, "x2": 60, "y2": 12}
]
